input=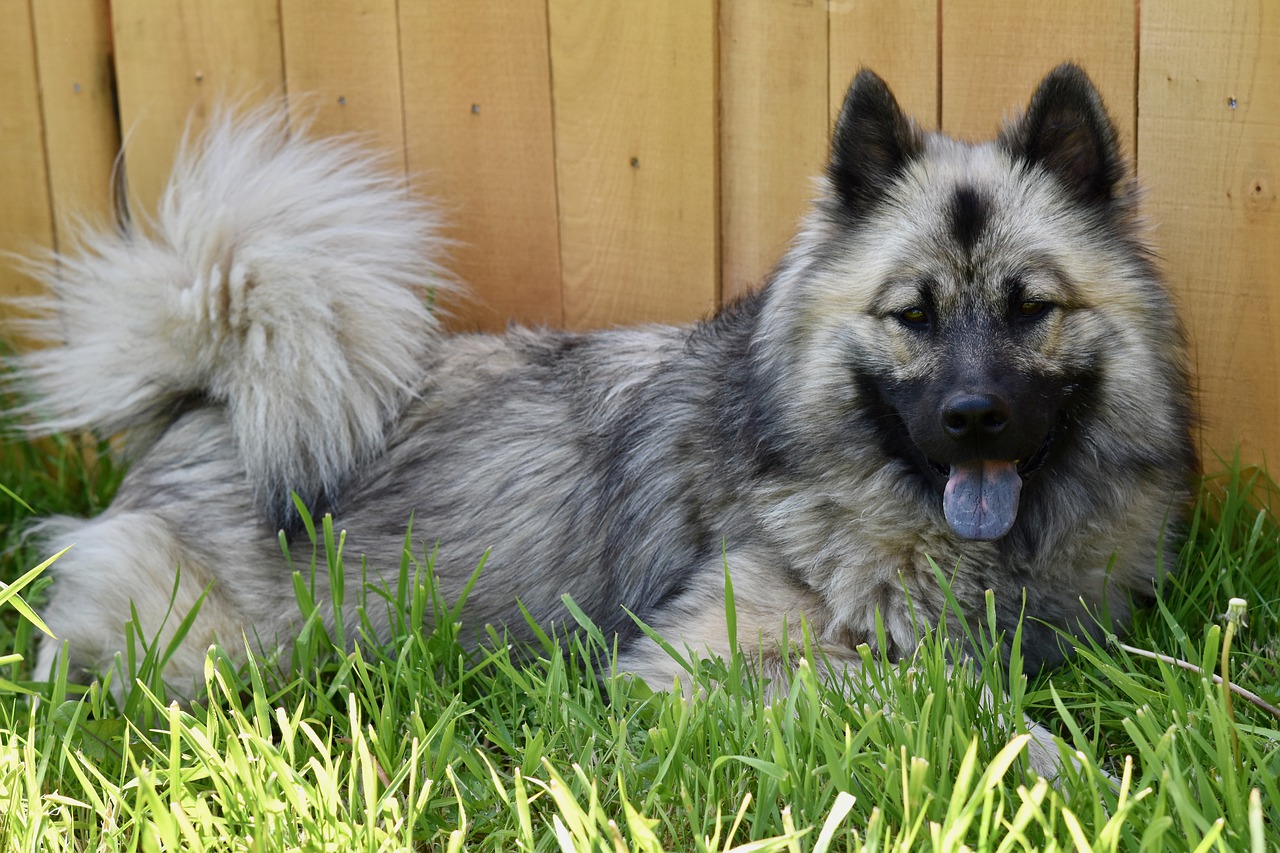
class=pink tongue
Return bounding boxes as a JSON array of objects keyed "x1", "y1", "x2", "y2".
[{"x1": 943, "y1": 460, "x2": 1022, "y2": 541}]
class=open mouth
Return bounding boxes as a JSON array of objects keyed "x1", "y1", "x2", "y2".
[
  {"x1": 928, "y1": 435, "x2": 1054, "y2": 542},
  {"x1": 925, "y1": 435, "x2": 1052, "y2": 481}
]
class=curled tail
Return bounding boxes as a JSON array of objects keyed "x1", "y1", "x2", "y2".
[{"x1": 6, "y1": 105, "x2": 453, "y2": 524}]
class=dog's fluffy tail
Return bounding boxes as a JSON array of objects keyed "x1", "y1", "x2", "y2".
[{"x1": 6, "y1": 106, "x2": 452, "y2": 524}]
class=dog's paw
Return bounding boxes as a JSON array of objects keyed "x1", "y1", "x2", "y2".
[{"x1": 1023, "y1": 718, "x2": 1122, "y2": 793}]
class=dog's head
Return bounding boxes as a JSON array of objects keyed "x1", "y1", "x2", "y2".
[{"x1": 758, "y1": 64, "x2": 1189, "y2": 543}]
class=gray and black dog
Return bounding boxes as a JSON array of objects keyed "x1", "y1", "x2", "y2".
[{"x1": 10, "y1": 64, "x2": 1194, "y2": 712}]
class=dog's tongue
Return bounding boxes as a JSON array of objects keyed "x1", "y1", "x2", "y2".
[{"x1": 943, "y1": 460, "x2": 1022, "y2": 541}]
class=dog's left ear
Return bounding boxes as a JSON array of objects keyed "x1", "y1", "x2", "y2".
[{"x1": 1001, "y1": 63, "x2": 1129, "y2": 210}]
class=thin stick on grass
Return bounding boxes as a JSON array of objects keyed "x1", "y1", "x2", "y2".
[{"x1": 1114, "y1": 640, "x2": 1280, "y2": 720}]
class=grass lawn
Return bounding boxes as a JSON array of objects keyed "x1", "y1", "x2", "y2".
[{"x1": 0, "y1": 432, "x2": 1277, "y2": 851}]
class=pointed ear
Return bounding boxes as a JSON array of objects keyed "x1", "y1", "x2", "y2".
[
  {"x1": 827, "y1": 69, "x2": 923, "y2": 219},
  {"x1": 1001, "y1": 63, "x2": 1129, "y2": 209}
]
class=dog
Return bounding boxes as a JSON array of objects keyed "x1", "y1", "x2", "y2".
[{"x1": 8, "y1": 64, "x2": 1194, "y2": 719}]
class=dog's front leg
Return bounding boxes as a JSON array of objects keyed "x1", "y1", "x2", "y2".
[{"x1": 615, "y1": 552, "x2": 1069, "y2": 781}]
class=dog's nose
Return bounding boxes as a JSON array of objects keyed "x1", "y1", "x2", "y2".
[{"x1": 941, "y1": 393, "x2": 1009, "y2": 440}]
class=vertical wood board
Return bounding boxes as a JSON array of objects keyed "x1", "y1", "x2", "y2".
[
  {"x1": 940, "y1": 0, "x2": 1137, "y2": 153},
  {"x1": 1140, "y1": 1, "x2": 1279, "y2": 463},
  {"x1": 719, "y1": 0, "x2": 828, "y2": 302},
  {"x1": 111, "y1": 0, "x2": 285, "y2": 216},
  {"x1": 281, "y1": 0, "x2": 406, "y2": 166},
  {"x1": 31, "y1": 0, "x2": 121, "y2": 246},
  {"x1": 829, "y1": 0, "x2": 939, "y2": 128},
  {"x1": 0, "y1": 0, "x2": 52, "y2": 303},
  {"x1": 548, "y1": 0, "x2": 718, "y2": 329},
  {"x1": 400, "y1": 0, "x2": 564, "y2": 331}
]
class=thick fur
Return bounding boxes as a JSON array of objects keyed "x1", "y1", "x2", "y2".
[
  {"x1": 9, "y1": 67, "x2": 1194, "y2": 709},
  {"x1": 7, "y1": 109, "x2": 452, "y2": 523}
]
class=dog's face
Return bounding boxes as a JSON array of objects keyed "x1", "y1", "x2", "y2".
[
  {"x1": 854, "y1": 133, "x2": 1120, "y2": 541},
  {"x1": 866, "y1": 249, "x2": 1085, "y2": 541},
  {"x1": 760, "y1": 65, "x2": 1171, "y2": 543}
]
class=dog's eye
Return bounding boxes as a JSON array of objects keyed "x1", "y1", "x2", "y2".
[
  {"x1": 1015, "y1": 300, "x2": 1052, "y2": 321},
  {"x1": 897, "y1": 306, "x2": 930, "y2": 328}
]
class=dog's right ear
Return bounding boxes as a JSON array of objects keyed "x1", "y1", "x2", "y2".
[{"x1": 827, "y1": 69, "x2": 923, "y2": 220}]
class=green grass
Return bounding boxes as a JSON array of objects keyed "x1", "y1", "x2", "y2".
[{"x1": 0, "y1": 433, "x2": 1277, "y2": 851}]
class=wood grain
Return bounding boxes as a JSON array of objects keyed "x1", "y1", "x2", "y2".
[
  {"x1": 1140, "y1": 0, "x2": 1279, "y2": 463},
  {"x1": 111, "y1": 0, "x2": 285, "y2": 215},
  {"x1": 30, "y1": 0, "x2": 120, "y2": 249},
  {"x1": 400, "y1": 0, "x2": 564, "y2": 331},
  {"x1": 280, "y1": 0, "x2": 405, "y2": 166},
  {"x1": 830, "y1": 0, "x2": 939, "y2": 128},
  {"x1": 548, "y1": 0, "x2": 718, "y2": 329},
  {"x1": 719, "y1": 0, "x2": 828, "y2": 302},
  {"x1": 939, "y1": 0, "x2": 1136, "y2": 152},
  {"x1": 0, "y1": 0, "x2": 52, "y2": 303}
]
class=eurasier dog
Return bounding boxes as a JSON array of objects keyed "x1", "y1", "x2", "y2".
[{"x1": 10, "y1": 65, "x2": 1194, "y2": 720}]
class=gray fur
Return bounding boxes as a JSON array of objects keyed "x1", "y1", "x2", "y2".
[{"x1": 9, "y1": 66, "x2": 1194, "y2": 708}]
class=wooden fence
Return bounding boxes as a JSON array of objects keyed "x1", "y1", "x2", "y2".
[{"x1": 2, "y1": 1, "x2": 1276, "y2": 468}]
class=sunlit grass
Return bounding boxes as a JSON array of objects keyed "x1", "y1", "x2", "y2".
[{"x1": 1, "y1": 435, "x2": 1277, "y2": 851}]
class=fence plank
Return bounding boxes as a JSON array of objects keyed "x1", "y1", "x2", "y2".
[
  {"x1": 400, "y1": 1, "x2": 563, "y2": 331},
  {"x1": 111, "y1": 0, "x2": 285, "y2": 215},
  {"x1": 940, "y1": 0, "x2": 1136, "y2": 151},
  {"x1": 0, "y1": 0, "x2": 51, "y2": 304},
  {"x1": 31, "y1": 0, "x2": 120, "y2": 246},
  {"x1": 830, "y1": 0, "x2": 938, "y2": 128},
  {"x1": 280, "y1": 0, "x2": 405, "y2": 167},
  {"x1": 1140, "y1": 1, "x2": 1279, "y2": 463},
  {"x1": 548, "y1": 0, "x2": 718, "y2": 329},
  {"x1": 720, "y1": 0, "x2": 828, "y2": 302}
]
